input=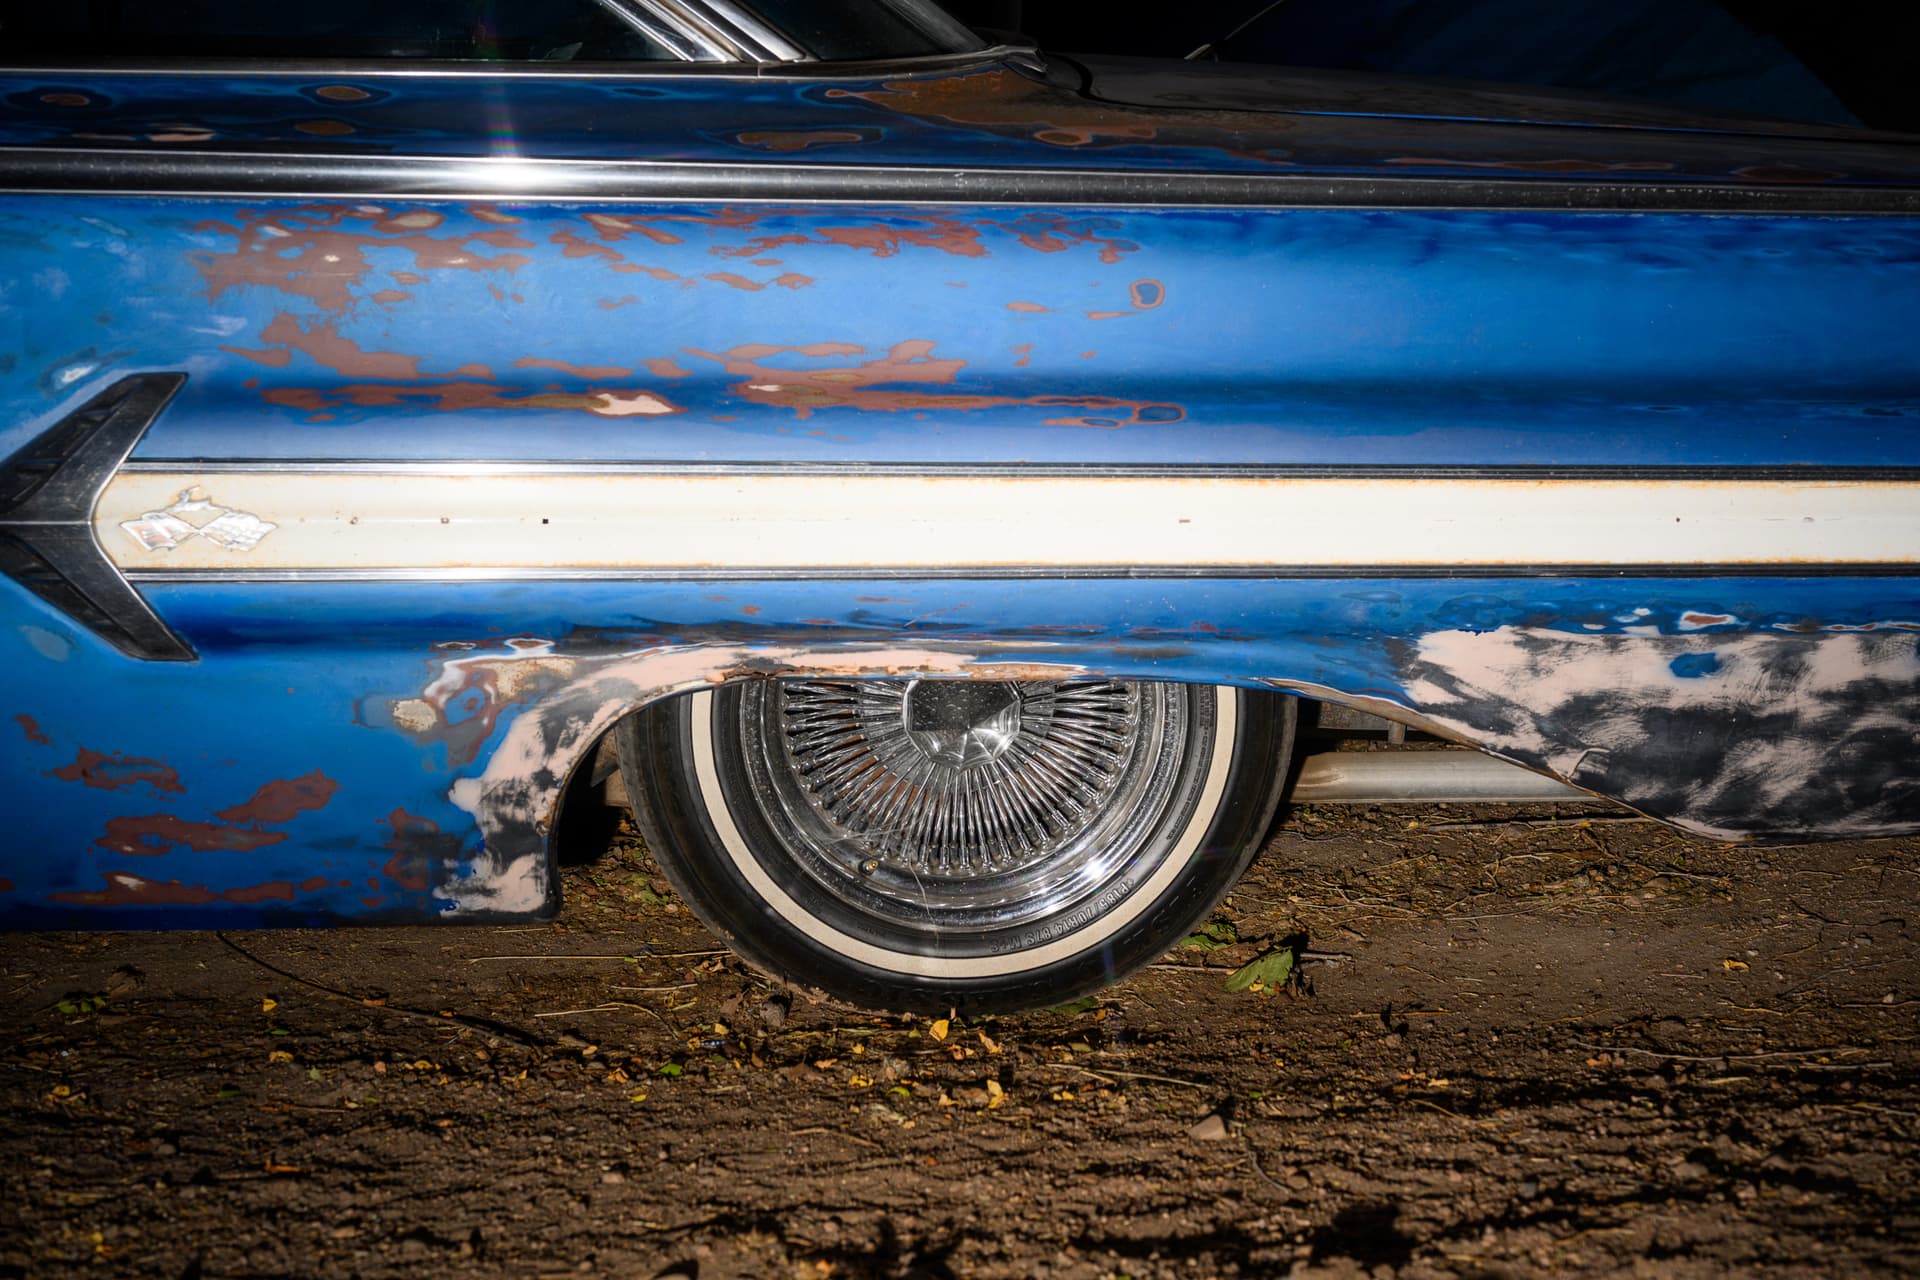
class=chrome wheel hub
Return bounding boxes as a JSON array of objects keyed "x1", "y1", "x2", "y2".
[{"x1": 734, "y1": 678, "x2": 1203, "y2": 934}]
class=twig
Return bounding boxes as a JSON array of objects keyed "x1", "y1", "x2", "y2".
[
  {"x1": 1042, "y1": 1062, "x2": 1206, "y2": 1089},
  {"x1": 468, "y1": 954, "x2": 644, "y2": 963},
  {"x1": 611, "y1": 984, "x2": 698, "y2": 994},
  {"x1": 1420, "y1": 815, "x2": 1653, "y2": 831},
  {"x1": 1572, "y1": 1038, "x2": 1882, "y2": 1065},
  {"x1": 532, "y1": 1006, "x2": 626, "y2": 1019},
  {"x1": 217, "y1": 933, "x2": 547, "y2": 1048}
]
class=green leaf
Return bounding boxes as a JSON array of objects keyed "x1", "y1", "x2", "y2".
[
  {"x1": 1225, "y1": 948, "x2": 1295, "y2": 993},
  {"x1": 1046, "y1": 996, "x2": 1101, "y2": 1015},
  {"x1": 1180, "y1": 920, "x2": 1239, "y2": 951},
  {"x1": 655, "y1": 1062, "x2": 682, "y2": 1078}
]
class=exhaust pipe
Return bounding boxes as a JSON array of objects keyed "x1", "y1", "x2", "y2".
[{"x1": 1290, "y1": 750, "x2": 1588, "y2": 804}]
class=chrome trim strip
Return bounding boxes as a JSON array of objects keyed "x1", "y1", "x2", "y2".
[
  {"x1": 3, "y1": 147, "x2": 1915, "y2": 212},
  {"x1": 694, "y1": 0, "x2": 808, "y2": 60},
  {"x1": 119, "y1": 459, "x2": 1920, "y2": 482},
  {"x1": 127, "y1": 563, "x2": 1920, "y2": 583},
  {"x1": 94, "y1": 471, "x2": 1920, "y2": 573},
  {"x1": 602, "y1": 0, "x2": 728, "y2": 62},
  {"x1": 0, "y1": 46, "x2": 1018, "y2": 78}
]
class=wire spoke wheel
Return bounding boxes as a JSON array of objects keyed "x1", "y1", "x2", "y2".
[
  {"x1": 747, "y1": 678, "x2": 1191, "y2": 934},
  {"x1": 617, "y1": 679, "x2": 1292, "y2": 1013}
]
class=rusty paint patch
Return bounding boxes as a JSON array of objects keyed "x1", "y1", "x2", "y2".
[
  {"x1": 51, "y1": 872, "x2": 324, "y2": 907},
  {"x1": 992, "y1": 214, "x2": 1140, "y2": 265},
  {"x1": 51, "y1": 748, "x2": 184, "y2": 795},
  {"x1": 40, "y1": 92, "x2": 93, "y2": 107},
  {"x1": 95, "y1": 814, "x2": 287, "y2": 856},
  {"x1": 15, "y1": 714, "x2": 50, "y2": 744},
  {"x1": 684, "y1": 339, "x2": 1182, "y2": 427},
  {"x1": 734, "y1": 128, "x2": 879, "y2": 152},
  {"x1": 513, "y1": 357, "x2": 636, "y2": 380},
  {"x1": 313, "y1": 84, "x2": 372, "y2": 102},
  {"x1": 214, "y1": 770, "x2": 338, "y2": 825},
  {"x1": 264, "y1": 380, "x2": 683, "y2": 419},
  {"x1": 828, "y1": 71, "x2": 1157, "y2": 148},
  {"x1": 295, "y1": 119, "x2": 355, "y2": 136},
  {"x1": 250, "y1": 313, "x2": 423, "y2": 379},
  {"x1": 193, "y1": 204, "x2": 534, "y2": 312},
  {"x1": 1007, "y1": 301, "x2": 1049, "y2": 313},
  {"x1": 641, "y1": 357, "x2": 692, "y2": 379}
]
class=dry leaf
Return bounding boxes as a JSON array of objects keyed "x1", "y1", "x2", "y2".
[
  {"x1": 929, "y1": 1019, "x2": 950, "y2": 1042},
  {"x1": 985, "y1": 1079, "x2": 1005, "y2": 1110},
  {"x1": 1722, "y1": 959, "x2": 1750, "y2": 971},
  {"x1": 267, "y1": 1050, "x2": 294, "y2": 1065},
  {"x1": 978, "y1": 1031, "x2": 1002, "y2": 1056},
  {"x1": 260, "y1": 997, "x2": 277, "y2": 1014}
]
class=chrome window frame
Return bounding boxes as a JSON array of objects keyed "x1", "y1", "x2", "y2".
[{"x1": 0, "y1": 0, "x2": 990, "y2": 68}]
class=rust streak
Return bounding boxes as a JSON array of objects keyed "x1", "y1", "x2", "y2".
[
  {"x1": 52, "y1": 873, "x2": 322, "y2": 907},
  {"x1": 733, "y1": 129, "x2": 875, "y2": 152},
  {"x1": 52, "y1": 748, "x2": 184, "y2": 795},
  {"x1": 514, "y1": 357, "x2": 636, "y2": 380},
  {"x1": 15, "y1": 714, "x2": 50, "y2": 744},
  {"x1": 258, "y1": 313, "x2": 422, "y2": 380},
  {"x1": 215, "y1": 771, "x2": 339, "y2": 825},
  {"x1": 685, "y1": 339, "x2": 1181, "y2": 427},
  {"x1": 95, "y1": 815, "x2": 286, "y2": 857}
]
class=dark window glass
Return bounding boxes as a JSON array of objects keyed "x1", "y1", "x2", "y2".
[{"x1": 0, "y1": 0, "x2": 676, "y2": 61}]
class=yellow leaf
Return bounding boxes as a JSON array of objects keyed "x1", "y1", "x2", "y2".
[
  {"x1": 978, "y1": 1031, "x2": 1001, "y2": 1056},
  {"x1": 261, "y1": 997, "x2": 278, "y2": 1014},
  {"x1": 929, "y1": 1019, "x2": 950, "y2": 1042},
  {"x1": 628, "y1": 1091, "x2": 648, "y2": 1103},
  {"x1": 985, "y1": 1079, "x2": 1005, "y2": 1109},
  {"x1": 848, "y1": 1074, "x2": 873, "y2": 1089},
  {"x1": 1722, "y1": 959, "x2": 1750, "y2": 971},
  {"x1": 267, "y1": 1050, "x2": 294, "y2": 1065},
  {"x1": 812, "y1": 1058, "x2": 839, "y2": 1070}
]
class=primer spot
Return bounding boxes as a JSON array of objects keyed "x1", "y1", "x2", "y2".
[{"x1": 21, "y1": 626, "x2": 73, "y2": 662}]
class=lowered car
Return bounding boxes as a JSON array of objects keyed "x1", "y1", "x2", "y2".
[{"x1": 2, "y1": 0, "x2": 1916, "y2": 1012}]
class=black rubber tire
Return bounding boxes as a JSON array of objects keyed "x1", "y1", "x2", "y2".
[{"x1": 616, "y1": 681, "x2": 1294, "y2": 1014}]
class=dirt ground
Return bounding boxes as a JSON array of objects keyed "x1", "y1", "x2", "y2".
[{"x1": 4, "y1": 800, "x2": 1918, "y2": 1279}]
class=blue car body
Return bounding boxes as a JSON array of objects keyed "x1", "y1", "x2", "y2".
[{"x1": 2, "y1": 39, "x2": 1917, "y2": 928}]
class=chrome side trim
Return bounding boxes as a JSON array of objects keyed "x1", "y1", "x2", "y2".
[
  {"x1": 0, "y1": 46, "x2": 1019, "y2": 78},
  {"x1": 118, "y1": 459, "x2": 1920, "y2": 482},
  {"x1": 2, "y1": 146, "x2": 1916, "y2": 212},
  {"x1": 0, "y1": 374, "x2": 195, "y2": 661},
  {"x1": 126, "y1": 563, "x2": 1920, "y2": 584}
]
